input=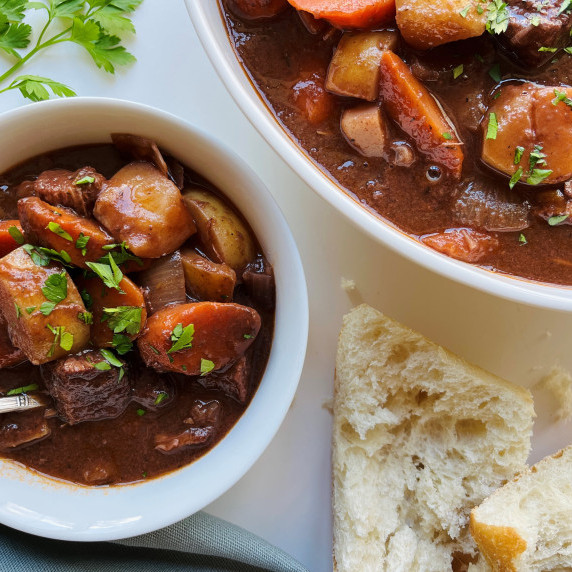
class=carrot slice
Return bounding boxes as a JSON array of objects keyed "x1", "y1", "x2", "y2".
[
  {"x1": 378, "y1": 51, "x2": 464, "y2": 178},
  {"x1": 286, "y1": 0, "x2": 395, "y2": 28},
  {"x1": 421, "y1": 229, "x2": 498, "y2": 263},
  {"x1": 76, "y1": 275, "x2": 147, "y2": 348},
  {"x1": 0, "y1": 220, "x2": 23, "y2": 258}
]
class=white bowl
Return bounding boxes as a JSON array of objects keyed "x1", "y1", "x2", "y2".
[
  {"x1": 0, "y1": 98, "x2": 308, "y2": 541},
  {"x1": 186, "y1": 1, "x2": 572, "y2": 312}
]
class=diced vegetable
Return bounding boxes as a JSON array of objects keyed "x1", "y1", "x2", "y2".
[
  {"x1": 111, "y1": 134, "x2": 169, "y2": 178},
  {"x1": 285, "y1": 0, "x2": 395, "y2": 29},
  {"x1": 292, "y1": 73, "x2": 336, "y2": 125},
  {"x1": 0, "y1": 410, "x2": 50, "y2": 450},
  {"x1": 18, "y1": 197, "x2": 115, "y2": 268},
  {"x1": 226, "y1": 0, "x2": 289, "y2": 20},
  {"x1": 0, "y1": 220, "x2": 24, "y2": 258},
  {"x1": 326, "y1": 31, "x2": 398, "y2": 101},
  {"x1": 0, "y1": 247, "x2": 89, "y2": 364},
  {"x1": 137, "y1": 302, "x2": 260, "y2": 375},
  {"x1": 75, "y1": 274, "x2": 146, "y2": 348},
  {"x1": 395, "y1": 0, "x2": 486, "y2": 50},
  {"x1": 183, "y1": 188, "x2": 256, "y2": 274},
  {"x1": 341, "y1": 103, "x2": 388, "y2": 158},
  {"x1": 378, "y1": 51, "x2": 464, "y2": 178},
  {"x1": 94, "y1": 162, "x2": 197, "y2": 258},
  {"x1": 137, "y1": 251, "x2": 187, "y2": 314},
  {"x1": 421, "y1": 228, "x2": 499, "y2": 263},
  {"x1": 181, "y1": 249, "x2": 237, "y2": 303},
  {"x1": 481, "y1": 84, "x2": 572, "y2": 186}
]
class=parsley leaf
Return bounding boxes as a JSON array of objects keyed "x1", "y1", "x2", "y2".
[
  {"x1": 102, "y1": 305, "x2": 142, "y2": 335},
  {"x1": 486, "y1": 0, "x2": 509, "y2": 35},
  {"x1": 41, "y1": 271, "x2": 68, "y2": 303},
  {"x1": 78, "y1": 310, "x2": 93, "y2": 324},
  {"x1": 552, "y1": 88, "x2": 572, "y2": 109},
  {"x1": 86, "y1": 256, "x2": 124, "y2": 291},
  {"x1": 200, "y1": 358, "x2": 215, "y2": 376},
  {"x1": 75, "y1": 232, "x2": 90, "y2": 255},
  {"x1": 548, "y1": 214, "x2": 569, "y2": 226},
  {"x1": 8, "y1": 224, "x2": 24, "y2": 244},
  {"x1": 47, "y1": 221, "x2": 73, "y2": 241},
  {"x1": 75, "y1": 175, "x2": 95, "y2": 185},
  {"x1": 486, "y1": 112, "x2": 498, "y2": 140},
  {"x1": 167, "y1": 323, "x2": 194, "y2": 354},
  {"x1": 4, "y1": 75, "x2": 76, "y2": 102},
  {"x1": 6, "y1": 383, "x2": 39, "y2": 396},
  {"x1": 112, "y1": 333, "x2": 133, "y2": 354}
]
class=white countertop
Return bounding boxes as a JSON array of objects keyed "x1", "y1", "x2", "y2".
[{"x1": 3, "y1": 2, "x2": 572, "y2": 570}]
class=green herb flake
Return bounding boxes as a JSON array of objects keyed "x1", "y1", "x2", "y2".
[
  {"x1": 112, "y1": 333, "x2": 133, "y2": 355},
  {"x1": 136, "y1": 408, "x2": 146, "y2": 416},
  {"x1": 488, "y1": 63, "x2": 502, "y2": 83},
  {"x1": 442, "y1": 132, "x2": 453, "y2": 140},
  {"x1": 243, "y1": 334, "x2": 252, "y2": 339},
  {"x1": 94, "y1": 361, "x2": 112, "y2": 371},
  {"x1": 75, "y1": 175, "x2": 95, "y2": 185},
  {"x1": 149, "y1": 344, "x2": 160, "y2": 355},
  {"x1": 14, "y1": 302, "x2": 21, "y2": 319},
  {"x1": 538, "y1": 46, "x2": 557, "y2": 53},
  {"x1": 548, "y1": 214, "x2": 569, "y2": 226},
  {"x1": 78, "y1": 311, "x2": 93, "y2": 325},
  {"x1": 6, "y1": 383, "x2": 39, "y2": 396},
  {"x1": 42, "y1": 271, "x2": 68, "y2": 304},
  {"x1": 60, "y1": 331, "x2": 74, "y2": 352},
  {"x1": 460, "y1": 5, "x2": 471, "y2": 17},
  {"x1": 514, "y1": 146, "x2": 525, "y2": 165},
  {"x1": 154, "y1": 392, "x2": 168, "y2": 406},
  {"x1": 486, "y1": 0, "x2": 509, "y2": 35},
  {"x1": 80, "y1": 289, "x2": 93, "y2": 310},
  {"x1": 167, "y1": 323, "x2": 195, "y2": 354},
  {"x1": 509, "y1": 167, "x2": 523, "y2": 189},
  {"x1": 86, "y1": 257, "x2": 124, "y2": 292},
  {"x1": 453, "y1": 64, "x2": 464, "y2": 79},
  {"x1": 102, "y1": 306, "x2": 142, "y2": 335},
  {"x1": 552, "y1": 88, "x2": 572, "y2": 108},
  {"x1": 47, "y1": 221, "x2": 73, "y2": 242},
  {"x1": 40, "y1": 301, "x2": 56, "y2": 316},
  {"x1": 486, "y1": 112, "x2": 498, "y2": 140},
  {"x1": 519, "y1": 233, "x2": 527, "y2": 245},
  {"x1": 8, "y1": 225, "x2": 24, "y2": 244},
  {"x1": 100, "y1": 348, "x2": 124, "y2": 368},
  {"x1": 526, "y1": 169, "x2": 552, "y2": 185},
  {"x1": 25, "y1": 306, "x2": 36, "y2": 314},
  {"x1": 200, "y1": 359, "x2": 215, "y2": 376},
  {"x1": 75, "y1": 233, "x2": 90, "y2": 256}
]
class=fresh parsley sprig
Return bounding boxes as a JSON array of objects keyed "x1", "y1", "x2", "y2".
[{"x1": 0, "y1": 0, "x2": 142, "y2": 103}]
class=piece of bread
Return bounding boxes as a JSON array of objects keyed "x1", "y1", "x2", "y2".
[
  {"x1": 333, "y1": 304, "x2": 535, "y2": 572},
  {"x1": 470, "y1": 446, "x2": 572, "y2": 572}
]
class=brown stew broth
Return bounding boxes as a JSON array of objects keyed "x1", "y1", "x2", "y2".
[
  {"x1": 222, "y1": 5, "x2": 572, "y2": 285},
  {"x1": 0, "y1": 144, "x2": 274, "y2": 485}
]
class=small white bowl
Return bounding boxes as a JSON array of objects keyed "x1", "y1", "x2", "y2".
[
  {"x1": 187, "y1": 1, "x2": 572, "y2": 312},
  {"x1": 0, "y1": 98, "x2": 308, "y2": 541}
]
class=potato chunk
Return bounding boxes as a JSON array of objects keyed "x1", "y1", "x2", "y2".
[
  {"x1": 94, "y1": 162, "x2": 196, "y2": 258},
  {"x1": 0, "y1": 247, "x2": 89, "y2": 364},
  {"x1": 482, "y1": 83, "x2": 572, "y2": 186},
  {"x1": 183, "y1": 188, "x2": 256, "y2": 274},
  {"x1": 181, "y1": 249, "x2": 236, "y2": 302},
  {"x1": 341, "y1": 104, "x2": 388, "y2": 158},
  {"x1": 396, "y1": 0, "x2": 486, "y2": 50},
  {"x1": 326, "y1": 31, "x2": 399, "y2": 101}
]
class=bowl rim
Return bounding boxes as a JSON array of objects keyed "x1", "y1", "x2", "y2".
[
  {"x1": 0, "y1": 97, "x2": 309, "y2": 541},
  {"x1": 186, "y1": 0, "x2": 572, "y2": 312}
]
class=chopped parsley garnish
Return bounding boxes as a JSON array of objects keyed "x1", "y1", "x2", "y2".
[
  {"x1": 25, "y1": 306, "x2": 36, "y2": 314},
  {"x1": 442, "y1": 132, "x2": 453, "y2": 140},
  {"x1": 8, "y1": 225, "x2": 24, "y2": 244},
  {"x1": 78, "y1": 311, "x2": 93, "y2": 325},
  {"x1": 486, "y1": 0, "x2": 509, "y2": 35},
  {"x1": 453, "y1": 64, "x2": 464, "y2": 79},
  {"x1": 548, "y1": 214, "x2": 569, "y2": 226},
  {"x1": 80, "y1": 289, "x2": 93, "y2": 310},
  {"x1": 23, "y1": 244, "x2": 71, "y2": 267},
  {"x1": 75, "y1": 233, "x2": 90, "y2": 256},
  {"x1": 6, "y1": 384, "x2": 39, "y2": 396},
  {"x1": 200, "y1": 359, "x2": 215, "y2": 376},
  {"x1": 149, "y1": 344, "x2": 160, "y2": 355},
  {"x1": 47, "y1": 221, "x2": 73, "y2": 242},
  {"x1": 154, "y1": 392, "x2": 168, "y2": 406},
  {"x1": 112, "y1": 334, "x2": 133, "y2": 355},
  {"x1": 102, "y1": 306, "x2": 142, "y2": 335},
  {"x1": 560, "y1": 0, "x2": 572, "y2": 14},
  {"x1": 94, "y1": 361, "x2": 112, "y2": 371},
  {"x1": 552, "y1": 89, "x2": 572, "y2": 108},
  {"x1": 14, "y1": 302, "x2": 21, "y2": 319},
  {"x1": 243, "y1": 334, "x2": 252, "y2": 339},
  {"x1": 99, "y1": 241, "x2": 143, "y2": 267},
  {"x1": 167, "y1": 323, "x2": 195, "y2": 354},
  {"x1": 519, "y1": 233, "x2": 527, "y2": 245},
  {"x1": 514, "y1": 146, "x2": 524, "y2": 165},
  {"x1": 488, "y1": 63, "x2": 502, "y2": 83},
  {"x1": 40, "y1": 302, "x2": 56, "y2": 316},
  {"x1": 526, "y1": 169, "x2": 552, "y2": 185},
  {"x1": 42, "y1": 271, "x2": 68, "y2": 304},
  {"x1": 75, "y1": 175, "x2": 95, "y2": 185},
  {"x1": 97, "y1": 349, "x2": 126, "y2": 380},
  {"x1": 86, "y1": 256, "x2": 124, "y2": 292},
  {"x1": 509, "y1": 167, "x2": 523, "y2": 189},
  {"x1": 459, "y1": 4, "x2": 471, "y2": 17},
  {"x1": 538, "y1": 47, "x2": 557, "y2": 53},
  {"x1": 136, "y1": 408, "x2": 146, "y2": 416},
  {"x1": 486, "y1": 112, "x2": 498, "y2": 140},
  {"x1": 47, "y1": 324, "x2": 74, "y2": 356}
]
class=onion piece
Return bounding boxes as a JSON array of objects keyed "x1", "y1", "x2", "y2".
[
  {"x1": 453, "y1": 180, "x2": 530, "y2": 232},
  {"x1": 111, "y1": 133, "x2": 168, "y2": 178},
  {"x1": 137, "y1": 251, "x2": 186, "y2": 314},
  {"x1": 242, "y1": 257, "x2": 275, "y2": 309}
]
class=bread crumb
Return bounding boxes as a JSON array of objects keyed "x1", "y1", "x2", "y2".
[
  {"x1": 340, "y1": 277, "x2": 356, "y2": 292},
  {"x1": 536, "y1": 366, "x2": 572, "y2": 422}
]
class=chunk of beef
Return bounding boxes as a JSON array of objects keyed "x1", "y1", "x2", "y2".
[
  {"x1": 0, "y1": 313, "x2": 25, "y2": 368},
  {"x1": 130, "y1": 362, "x2": 175, "y2": 410},
  {"x1": 35, "y1": 167, "x2": 106, "y2": 217},
  {"x1": 198, "y1": 356, "x2": 250, "y2": 403},
  {"x1": 533, "y1": 189, "x2": 572, "y2": 224},
  {"x1": 82, "y1": 458, "x2": 119, "y2": 485},
  {"x1": 0, "y1": 410, "x2": 50, "y2": 450},
  {"x1": 242, "y1": 257, "x2": 275, "y2": 309},
  {"x1": 154, "y1": 399, "x2": 221, "y2": 454},
  {"x1": 41, "y1": 350, "x2": 130, "y2": 425},
  {"x1": 499, "y1": 1, "x2": 572, "y2": 67}
]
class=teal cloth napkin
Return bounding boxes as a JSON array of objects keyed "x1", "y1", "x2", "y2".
[{"x1": 0, "y1": 511, "x2": 309, "y2": 572}]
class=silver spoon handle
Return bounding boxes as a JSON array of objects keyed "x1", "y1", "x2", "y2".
[{"x1": 0, "y1": 394, "x2": 46, "y2": 414}]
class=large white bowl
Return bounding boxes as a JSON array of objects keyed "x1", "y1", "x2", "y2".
[
  {"x1": 187, "y1": 1, "x2": 572, "y2": 312},
  {"x1": 0, "y1": 98, "x2": 308, "y2": 541}
]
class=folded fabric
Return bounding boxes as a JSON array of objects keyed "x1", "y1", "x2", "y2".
[{"x1": 0, "y1": 511, "x2": 309, "y2": 572}]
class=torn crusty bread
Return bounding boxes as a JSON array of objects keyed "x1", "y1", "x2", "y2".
[
  {"x1": 333, "y1": 305, "x2": 535, "y2": 572},
  {"x1": 470, "y1": 445, "x2": 572, "y2": 572}
]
